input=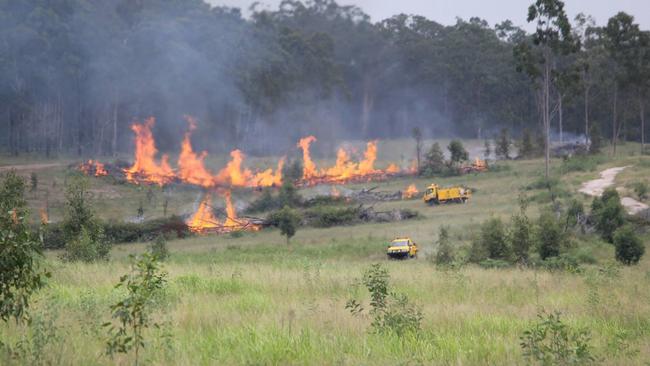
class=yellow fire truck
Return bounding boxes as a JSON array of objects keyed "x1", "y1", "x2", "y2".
[{"x1": 422, "y1": 183, "x2": 471, "y2": 205}]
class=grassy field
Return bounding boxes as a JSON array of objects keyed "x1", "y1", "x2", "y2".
[{"x1": 1, "y1": 141, "x2": 649, "y2": 365}]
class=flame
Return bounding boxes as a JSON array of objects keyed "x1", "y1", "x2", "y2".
[
  {"x1": 79, "y1": 160, "x2": 107, "y2": 177},
  {"x1": 187, "y1": 190, "x2": 261, "y2": 233},
  {"x1": 357, "y1": 141, "x2": 379, "y2": 174},
  {"x1": 250, "y1": 158, "x2": 284, "y2": 187},
  {"x1": 39, "y1": 208, "x2": 49, "y2": 224},
  {"x1": 187, "y1": 193, "x2": 220, "y2": 232},
  {"x1": 178, "y1": 116, "x2": 217, "y2": 188},
  {"x1": 402, "y1": 184, "x2": 419, "y2": 199},
  {"x1": 297, "y1": 136, "x2": 318, "y2": 179},
  {"x1": 386, "y1": 163, "x2": 400, "y2": 174},
  {"x1": 123, "y1": 117, "x2": 174, "y2": 186}
]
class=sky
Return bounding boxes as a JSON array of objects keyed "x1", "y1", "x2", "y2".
[{"x1": 208, "y1": 0, "x2": 650, "y2": 31}]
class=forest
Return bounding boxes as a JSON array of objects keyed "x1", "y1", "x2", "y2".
[{"x1": 1, "y1": 0, "x2": 648, "y2": 157}]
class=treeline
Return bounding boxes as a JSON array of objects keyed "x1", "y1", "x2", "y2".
[{"x1": 0, "y1": 0, "x2": 648, "y2": 157}]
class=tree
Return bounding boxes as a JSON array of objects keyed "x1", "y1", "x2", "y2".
[
  {"x1": 0, "y1": 171, "x2": 49, "y2": 323},
  {"x1": 602, "y1": 12, "x2": 644, "y2": 156},
  {"x1": 591, "y1": 188, "x2": 626, "y2": 243},
  {"x1": 105, "y1": 254, "x2": 167, "y2": 365},
  {"x1": 510, "y1": 197, "x2": 532, "y2": 263},
  {"x1": 271, "y1": 206, "x2": 301, "y2": 244},
  {"x1": 536, "y1": 212, "x2": 565, "y2": 260},
  {"x1": 484, "y1": 140, "x2": 492, "y2": 158},
  {"x1": 517, "y1": 0, "x2": 577, "y2": 178},
  {"x1": 613, "y1": 225, "x2": 645, "y2": 265},
  {"x1": 471, "y1": 217, "x2": 510, "y2": 261},
  {"x1": 62, "y1": 175, "x2": 110, "y2": 262},
  {"x1": 412, "y1": 127, "x2": 423, "y2": 173},
  {"x1": 421, "y1": 142, "x2": 446, "y2": 176},
  {"x1": 434, "y1": 226, "x2": 455, "y2": 265},
  {"x1": 278, "y1": 180, "x2": 302, "y2": 208},
  {"x1": 149, "y1": 234, "x2": 170, "y2": 261},
  {"x1": 519, "y1": 129, "x2": 536, "y2": 158},
  {"x1": 447, "y1": 140, "x2": 469, "y2": 166},
  {"x1": 495, "y1": 128, "x2": 511, "y2": 159}
]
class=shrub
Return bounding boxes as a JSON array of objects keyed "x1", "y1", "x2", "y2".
[
  {"x1": 268, "y1": 206, "x2": 301, "y2": 244},
  {"x1": 105, "y1": 254, "x2": 167, "y2": 365},
  {"x1": 421, "y1": 142, "x2": 446, "y2": 176},
  {"x1": 304, "y1": 206, "x2": 359, "y2": 228},
  {"x1": 591, "y1": 188, "x2": 626, "y2": 243},
  {"x1": 434, "y1": 226, "x2": 455, "y2": 265},
  {"x1": 633, "y1": 181, "x2": 648, "y2": 200},
  {"x1": 495, "y1": 128, "x2": 511, "y2": 159},
  {"x1": 149, "y1": 234, "x2": 170, "y2": 261},
  {"x1": 526, "y1": 176, "x2": 560, "y2": 191},
  {"x1": 560, "y1": 155, "x2": 604, "y2": 173},
  {"x1": 537, "y1": 254, "x2": 581, "y2": 272},
  {"x1": 0, "y1": 171, "x2": 50, "y2": 323},
  {"x1": 518, "y1": 129, "x2": 536, "y2": 159},
  {"x1": 536, "y1": 212, "x2": 566, "y2": 260},
  {"x1": 277, "y1": 180, "x2": 302, "y2": 208},
  {"x1": 613, "y1": 225, "x2": 645, "y2": 265},
  {"x1": 510, "y1": 198, "x2": 533, "y2": 263},
  {"x1": 62, "y1": 175, "x2": 109, "y2": 262},
  {"x1": 520, "y1": 310, "x2": 595, "y2": 365},
  {"x1": 474, "y1": 217, "x2": 510, "y2": 261},
  {"x1": 346, "y1": 264, "x2": 422, "y2": 336},
  {"x1": 448, "y1": 140, "x2": 469, "y2": 166},
  {"x1": 246, "y1": 189, "x2": 278, "y2": 213}
]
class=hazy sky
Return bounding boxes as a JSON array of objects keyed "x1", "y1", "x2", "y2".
[{"x1": 208, "y1": 0, "x2": 650, "y2": 31}]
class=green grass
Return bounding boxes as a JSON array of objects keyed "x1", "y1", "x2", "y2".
[{"x1": 1, "y1": 141, "x2": 650, "y2": 365}]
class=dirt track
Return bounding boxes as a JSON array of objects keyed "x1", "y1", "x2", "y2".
[
  {"x1": 0, "y1": 162, "x2": 65, "y2": 172},
  {"x1": 579, "y1": 166, "x2": 649, "y2": 215}
]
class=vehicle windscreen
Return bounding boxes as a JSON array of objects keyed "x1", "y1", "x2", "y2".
[{"x1": 392, "y1": 240, "x2": 409, "y2": 247}]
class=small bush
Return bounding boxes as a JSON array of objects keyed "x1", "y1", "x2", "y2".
[
  {"x1": 536, "y1": 212, "x2": 566, "y2": 260},
  {"x1": 470, "y1": 217, "x2": 510, "y2": 262},
  {"x1": 520, "y1": 310, "x2": 595, "y2": 365},
  {"x1": 591, "y1": 188, "x2": 626, "y2": 243},
  {"x1": 613, "y1": 225, "x2": 645, "y2": 265},
  {"x1": 149, "y1": 235, "x2": 170, "y2": 261},
  {"x1": 62, "y1": 226, "x2": 111, "y2": 263},
  {"x1": 560, "y1": 155, "x2": 604, "y2": 173},
  {"x1": 268, "y1": 206, "x2": 301, "y2": 244},
  {"x1": 434, "y1": 226, "x2": 455, "y2": 265},
  {"x1": 346, "y1": 264, "x2": 422, "y2": 336},
  {"x1": 304, "y1": 206, "x2": 359, "y2": 228},
  {"x1": 526, "y1": 176, "x2": 560, "y2": 191},
  {"x1": 537, "y1": 254, "x2": 581, "y2": 272},
  {"x1": 632, "y1": 181, "x2": 648, "y2": 200}
]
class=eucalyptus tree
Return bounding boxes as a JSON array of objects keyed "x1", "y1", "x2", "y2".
[{"x1": 516, "y1": 0, "x2": 577, "y2": 178}]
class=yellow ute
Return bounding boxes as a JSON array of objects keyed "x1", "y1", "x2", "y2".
[
  {"x1": 386, "y1": 237, "x2": 418, "y2": 259},
  {"x1": 423, "y1": 183, "x2": 471, "y2": 205}
]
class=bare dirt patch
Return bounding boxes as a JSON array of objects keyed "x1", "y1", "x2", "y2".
[{"x1": 579, "y1": 166, "x2": 649, "y2": 215}]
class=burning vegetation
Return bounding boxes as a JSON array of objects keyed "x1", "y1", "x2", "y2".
[{"x1": 78, "y1": 115, "x2": 417, "y2": 234}]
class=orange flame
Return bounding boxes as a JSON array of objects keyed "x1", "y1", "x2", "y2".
[
  {"x1": 187, "y1": 190, "x2": 261, "y2": 233},
  {"x1": 123, "y1": 117, "x2": 174, "y2": 186},
  {"x1": 357, "y1": 141, "x2": 379, "y2": 174},
  {"x1": 187, "y1": 193, "x2": 220, "y2": 232},
  {"x1": 178, "y1": 116, "x2": 217, "y2": 188},
  {"x1": 250, "y1": 158, "x2": 284, "y2": 187},
  {"x1": 386, "y1": 163, "x2": 400, "y2": 174},
  {"x1": 402, "y1": 184, "x2": 419, "y2": 199},
  {"x1": 79, "y1": 160, "x2": 107, "y2": 177},
  {"x1": 39, "y1": 208, "x2": 49, "y2": 224},
  {"x1": 297, "y1": 136, "x2": 318, "y2": 179}
]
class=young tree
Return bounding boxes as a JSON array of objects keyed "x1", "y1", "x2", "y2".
[
  {"x1": 536, "y1": 212, "x2": 565, "y2": 260},
  {"x1": 519, "y1": 129, "x2": 536, "y2": 158},
  {"x1": 613, "y1": 225, "x2": 645, "y2": 265},
  {"x1": 62, "y1": 175, "x2": 110, "y2": 262},
  {"x1": 510, "y1": 197, "x2": 533, "y2": 263},
  {"x1": 447, "y1": 140, "x2": 469, "y2": 166},
  {"x1": 591, "y1": 188, "x2": 626, "y2": 243},
  {"x1": 271, "y1": 206, "x2": 301, "y2": 244},
  {"x1": 434, "y1": 226, "x2": 455, "y2": 265},
  {"x1": 517, "y1": 0, "x2": 577, "y2": 177},
  {"x1": 484, "y1": 140, "x2": 492, "y2": 158},
  {"x1": 105, "y1": 254, "x2": 167, "y2": 365},
  {"x1": 471, "y1": 217, "x2": 510, "y2": 261},
  {"x1": 421, "y1": 142, "x2": 446, "y2": 176},
  {"x1": 149, "y1": 234, "x2": 170, "y2": 261},
  {"x1": 278, "y1": 180, "x2": 302, "y2": 208},
  {"x1": 412, "y1": 127, "x2": 423, "y2": 173},
  {"x1": 495, "y1": 128, "x2": 511, "y2": 159},
  {"x1": 0, "y1": 172, "x2": 49, "y2": 323}
]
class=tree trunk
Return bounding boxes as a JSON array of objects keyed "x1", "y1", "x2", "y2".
[
  {"x1": 558, "y1": 92, "x2": 563, "y2": 143},
  {"x1": 585, "y1": 85, "x2": 590, "y2": 144},
  {"x1": 544, "y1": 53, "x2": 551, "y2": 179},
  {"x1": 360, "y1": 75, "x2": 374, "y2": 138},
  {"x1": 612, "y1": 84, "x2": 618, "y2": 156},
  {"x1": 640, "y1": 95, "x2": 646, "y2": 153}
]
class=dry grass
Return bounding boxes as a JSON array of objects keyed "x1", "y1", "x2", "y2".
[{"x1": 1, "y1": 142, "x2": 650, "y2": 365}]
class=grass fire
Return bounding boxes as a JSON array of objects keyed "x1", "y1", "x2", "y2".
[{"x1": 2, "y1": 1, "x2": 650, "y2": 365}]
